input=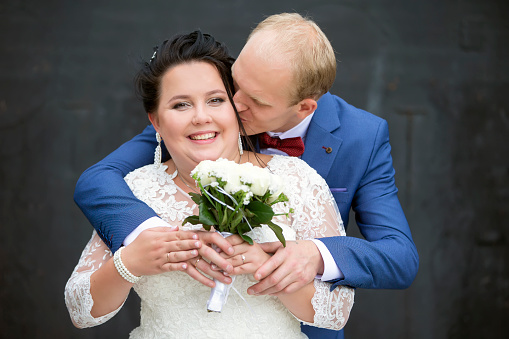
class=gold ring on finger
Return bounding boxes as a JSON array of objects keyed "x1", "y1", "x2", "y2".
[
  {"x1": 195, "y1": 257, "x2": 201, "y2": 267},
  {"x1": 241, "y1": 254, "x2": 246, "y2": 264},
  {"x1": 166, "y1": 252, "x2": 170, "y2": 262}
]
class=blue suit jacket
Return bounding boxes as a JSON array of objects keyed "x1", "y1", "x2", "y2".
[{"x1": 74, "y1": 92, "x2": 418, "y2": 339}]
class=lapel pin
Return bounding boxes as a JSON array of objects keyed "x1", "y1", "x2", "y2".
[{"x1": 322, "y1": 146, "x2": 333, "y2": 154}]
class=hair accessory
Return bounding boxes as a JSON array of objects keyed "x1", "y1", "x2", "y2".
[
  {"x1": 154, "y1": 132, "x2": 162, "y2": 166},
  {"x1": 150, "y1": 46, "x2": 158, "y2": 62},
  {"x1": 113, "y1": 247, "x2": 142, "y2": 284},
  {"x1": 238, "y1": 133, "x2": 243, "y2": 155}
]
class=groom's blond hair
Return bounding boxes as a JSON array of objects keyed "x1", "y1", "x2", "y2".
[{"x1": 248, "y1": 13, "x2": 336, "y2": 105}]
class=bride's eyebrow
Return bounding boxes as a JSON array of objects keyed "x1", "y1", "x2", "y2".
[
  {"x1": 165, "y1": 90, "x2": 227, "y2": 105},
  {"x1": 167, "y1": 95, "x2": 189, "y2": 102},
  {"x1": 165, "y1": 95, "x2": 190, "y2": 107},
  {"x1": 205, "y1": 89, "x2": 227, "y2": 96}
]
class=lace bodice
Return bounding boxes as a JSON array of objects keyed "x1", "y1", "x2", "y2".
[{"x1": 65, "y1": 156, "x2": 354, "y2": 338}]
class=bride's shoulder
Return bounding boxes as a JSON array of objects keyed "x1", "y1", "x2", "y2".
[
  {"x1": 268, "y1": 155, "x2": 318, "y2": 174},
  {"x1": 246, "y1": 152, "x2": 272, "y2": 164},
  {"x1": 247, "y1": 153, "x2": 319, "y2": 177},
  {"x1": 124, "y1": 163, "x2": 172, "y2": 181}
]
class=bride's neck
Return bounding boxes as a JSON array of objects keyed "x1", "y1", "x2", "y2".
[{"x1": 166, "y1": 160, "x2": 195, "y2": 187}]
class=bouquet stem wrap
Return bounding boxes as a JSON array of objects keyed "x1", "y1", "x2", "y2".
[{"x1": 207, "y1": 231, "x2": 235, "y2": 312}]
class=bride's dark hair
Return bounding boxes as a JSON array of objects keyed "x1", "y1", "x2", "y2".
[
  {"x1": 135, "y1": 31, "x2": 233, "y2": 114},
  {"x1": 134, "y1": 30, "x2": 255, "y2": 156}
]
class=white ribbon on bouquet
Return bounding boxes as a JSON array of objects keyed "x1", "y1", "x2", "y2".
[{"x1": 201, "y1": 185, "x2": 254, "y2": 312}]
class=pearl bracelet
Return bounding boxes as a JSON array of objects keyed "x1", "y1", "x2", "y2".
[{"x1": 113, "y1": 247, "x2": 141, "y2": 284}]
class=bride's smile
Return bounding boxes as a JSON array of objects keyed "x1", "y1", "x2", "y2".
[{"x1": 188, "y1": 131, "x2": 218, "y2": 141}]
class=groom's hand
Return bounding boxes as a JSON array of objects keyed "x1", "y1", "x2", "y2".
[{"x1": 247, "y1": 240, "x2": 323, "y2": 296}]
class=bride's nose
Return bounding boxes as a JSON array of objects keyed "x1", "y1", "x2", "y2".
[{"x1": 191, "y1": 106, "x2": 212, "y2": 124}]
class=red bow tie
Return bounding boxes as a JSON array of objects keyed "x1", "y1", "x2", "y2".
[{"x1": 259, "y1": 133, "x2": 305, "y2": 157}]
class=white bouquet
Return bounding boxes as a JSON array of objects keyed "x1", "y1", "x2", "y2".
[{"x1": 182, "y1": 158, "x2": 292, "y2": 312}]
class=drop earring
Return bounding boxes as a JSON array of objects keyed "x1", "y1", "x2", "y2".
[
  {"x1": 154, "y1": 132, "x2": 162, "y2": 167},
  {"x1": 238, "y1": 133, "x2": 243, "y2": 155}
]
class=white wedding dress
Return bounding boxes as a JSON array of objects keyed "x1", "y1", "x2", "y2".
[{"x1": 65, "y1": 155, "x2": 354, "y2": 338}]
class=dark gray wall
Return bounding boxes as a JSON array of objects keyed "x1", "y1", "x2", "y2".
[{"x1": 1, "y1": 0, "x2": 508, "y2": 338}]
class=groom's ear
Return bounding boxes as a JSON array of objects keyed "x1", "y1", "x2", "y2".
[
  {"x1": 148, "y1": 113, "x2": 160, "y2": 133},
  {"x1": 295, "y1": 98, "x2": 317, "y2": 120}
]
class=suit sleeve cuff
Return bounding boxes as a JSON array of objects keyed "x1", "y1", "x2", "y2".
[
  {"x1": 311, "y1": 239, "x2": 345, "y2": 281},
  {"x1": 123, "y1": 217, "x2": 175, "y2": 246}
]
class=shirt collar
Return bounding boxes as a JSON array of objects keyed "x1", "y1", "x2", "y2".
[{"x1": 266, "y1": 112, "x2": 315, "y2": 140}]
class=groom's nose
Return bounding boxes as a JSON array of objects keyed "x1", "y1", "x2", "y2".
[{"x1": 233, "y1": 92, "x2": 249, "y2": 112}]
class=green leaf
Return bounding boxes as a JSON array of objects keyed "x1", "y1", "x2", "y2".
[
  {"x1": 269, "y1": 192, "x2": 289, "y2": 206},
  {"x1": 236, "y1": 222, "x2": 254, "y2": 244},
  {"x1": 237, "y1": 222, "x2": 250, "y2": 233},
  {"x1": 229, "y1": 211, "x2": 244, "y2": 233},
  {"x1": 226, "y1": 192, "x2": 246, "y2": 226},
  {"x1": 218, "y1": 190, "x2": 226, "y2": 204},
  {"x1": 182, "y1": 215, "x2": 200, "y2": 225},
  {"x1": 239, "y1": 233, "x2": 254, "y2": 245},
  {"x1": 188, "y1": 192, "x2": 202, "y2": 205},
  {"x1": 199, "y1": 202, "x2": 217, "y2": 226},
  {"x1": 246, "y1": 201, "x2": 274, "y2": 224},
  {"x1": 266, "y1": 221, "x2": 286, "y2": 247},
  {"x1": 220, "y1": 208, "x2": 228, "y2": 226},
  {"x1": 198, "y1": 182, "x2": 217, "y2": 208},
  {"x1": 244, "y1": 209, "x2": 255, "y2": 218}
]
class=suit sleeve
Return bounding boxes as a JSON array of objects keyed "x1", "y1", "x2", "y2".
[
  {"x1": 73, "y1": 125, "x2": 163, "y2": 252},
  {"x1": 321, "y1": 120, "x2": 419, "y2": 289}
]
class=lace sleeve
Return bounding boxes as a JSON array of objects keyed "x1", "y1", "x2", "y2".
[
  {"x1": 270, "y1": 157, "x2": 355, "y2": 330},
  {"x1": 64, "y1": 231, "x2": 125, "y2": 328}
]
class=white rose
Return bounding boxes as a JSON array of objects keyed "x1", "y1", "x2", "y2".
[
  {"x1": 240, "y1": 165, "x2": 270, "y2": 196},
  {"x1": 249, "y1": 177, "x2": 269, "y2": 196},
  {"x1": 223, "y1": 166, "x2": 243, "y2": 194},
  {"x1": 191, "y1": 160, "x2": 213, "y2": 179},
  {"x1": 192, "y1": 167, "x2": 217, "y2": 187},
  {"x1": 267, "y1": 175, "x2": 284, "y2": 203},
  {"x1": 199, "y1": 174, "x2": 216, "y2": 186}
]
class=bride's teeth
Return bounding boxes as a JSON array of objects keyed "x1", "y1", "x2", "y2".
[{"x1": 191, "y1": 133, "x2": 215, "y2": 140}]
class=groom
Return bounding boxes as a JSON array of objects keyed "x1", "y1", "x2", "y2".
[{"x1": 74, "y1": 13, "x2": 418, "y2": 338}]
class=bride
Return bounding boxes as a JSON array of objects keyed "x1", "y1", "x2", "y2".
[{"x1": 64, "y1": 31, "x2": 354, "y2": 338}]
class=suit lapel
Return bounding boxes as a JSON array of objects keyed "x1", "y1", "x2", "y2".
[{"x1": 302, "y1": 93, "x2": 343, "y2": 179}]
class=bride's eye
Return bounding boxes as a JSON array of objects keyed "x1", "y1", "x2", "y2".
[
  {"x1": 208, "y1": 97, "x2": 225, "y2": 106},
  {"x1": 172, "y1": 102, "x2": 191, "y2": 110}
]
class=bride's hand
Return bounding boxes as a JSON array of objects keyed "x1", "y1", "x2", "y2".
[
  {"x1": 183, "y1": 231, "x2": 234, "y2": 288},
  {"x1": 121, "y1": 227, "x2": 201, "y2": 277},
  {"x1": 219, "y1": 235, "x2": 271, "y2": 276}
]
